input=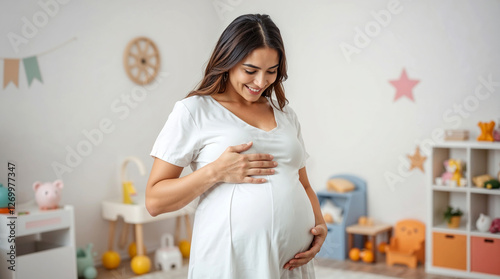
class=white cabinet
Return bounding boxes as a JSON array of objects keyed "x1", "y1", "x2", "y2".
[
  {"x1": 426, "y1": 141, "x2": 500, "y2": 278},
  {"x1": 0, "y1": 205, "x2": 77, "y2": 279}
]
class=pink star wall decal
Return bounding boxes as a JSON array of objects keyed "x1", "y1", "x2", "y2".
[{"x1": 389, "y1": 69, "x2": 420, "y2": 102}]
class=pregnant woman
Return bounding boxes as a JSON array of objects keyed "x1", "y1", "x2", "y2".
[{"x1": 146, "y1": 14, "x2": 326, "y2": 279}]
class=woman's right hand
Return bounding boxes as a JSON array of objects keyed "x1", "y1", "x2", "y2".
[{"x1": 212, "y1": 141, "x2": 277, "y2": 184}]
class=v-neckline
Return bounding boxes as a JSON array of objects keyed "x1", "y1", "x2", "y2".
[{"x1": 209, "y1": 95, "x2": 279, "y2": 133}]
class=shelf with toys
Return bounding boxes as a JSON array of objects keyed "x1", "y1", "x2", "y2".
[{"x1": 426, "y1": 139, "x2": 500, "y2": 278}]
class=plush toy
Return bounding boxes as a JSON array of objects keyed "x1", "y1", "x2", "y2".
[
  {"x1": 484, "y1": 179, "x2": 500, "y2": 189},
  {"x1": 437, "y1": 159, "x2": 466, "y2": 186},
  {"x1": 490, "y1": 218, "x2": 500, "y2": 233},
  {"x1": 473, "y1": 174, "x2": 493, "y2": 188},
  {"x1": 477, "y1": 121, "x2": 495, "y2": 142},
  {"x1": 321, "y1": 199, "x2": 343, "y2": 224}
]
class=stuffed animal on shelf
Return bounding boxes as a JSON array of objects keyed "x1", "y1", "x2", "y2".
[
  {"x1": 477, "y1": 121, "x2": 495, "y2": 142},
  {"x1": 321, "y1": 199, "x2": 343, "y2": 224},
  {"x1": 437, "y1": 159, "x2": 466, "y2": 186},
  {"x1": 473, "y1": 174, "x2": 493, "y2": 188},
  {"x1": 484, "y1": 179, "x2": 500, "y2": 189},
  {"x1": 490, "y1": 218, "x2": 500, "y2": 233}
]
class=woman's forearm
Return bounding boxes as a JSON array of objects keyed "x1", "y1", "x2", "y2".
[{"x1": 146, "y1": 162, "x2": 219, "y2": 216}]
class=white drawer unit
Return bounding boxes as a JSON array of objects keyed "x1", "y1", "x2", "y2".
[{"x1": 0, "y1": 205, "x2": 77, "y2": 279}]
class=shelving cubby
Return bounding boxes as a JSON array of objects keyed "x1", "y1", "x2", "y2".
[{"x1": 426, "y1": 141, "x2": 500, "y2": 278}]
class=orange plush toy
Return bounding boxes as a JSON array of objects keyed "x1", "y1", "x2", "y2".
[{"x1": 477, "y1": 121, "x2": 495, "y2": 142}]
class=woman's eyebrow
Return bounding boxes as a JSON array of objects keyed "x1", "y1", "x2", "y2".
[{"x1": 242, "y1": 63, "x2": 279, "y2": 70}]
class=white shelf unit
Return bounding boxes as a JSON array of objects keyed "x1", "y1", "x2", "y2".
[
  {"x1": 0, "y1": 205, "x2": 77, "y2": 279},
  {"x1": 426, "y1": 141, "x2": 500, "y2": 278}
]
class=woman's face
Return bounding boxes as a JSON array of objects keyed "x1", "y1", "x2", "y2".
[{"x1": 226, "y1": 47, "x2": 279, "y2": 103}]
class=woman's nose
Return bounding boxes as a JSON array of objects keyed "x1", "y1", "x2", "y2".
[{"x1": 254, "y1": 74, "x2": 267, "y2": 88}]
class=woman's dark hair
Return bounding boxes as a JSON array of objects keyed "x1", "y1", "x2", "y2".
[{"x1": 187, "y1": 14, "x2": 288, "y2": 110}]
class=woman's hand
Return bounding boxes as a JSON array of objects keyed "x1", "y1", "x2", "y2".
[
  {"x1": 283, "y1": 223, "x2": 327, "y2": 271},
  {"x1": 212, "y1": 141, "x2": 277, "y2": 184}
]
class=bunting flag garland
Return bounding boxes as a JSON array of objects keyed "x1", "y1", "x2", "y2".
[
  {"x1": 1, "y1": 37, "x2": 76, "y2": 89},
  {"x1": 3, "y1": 59, "x2": 19, "y2": 88},
  {"x1": 23, "y1": 56, "x2": 42, "y2": 86}
]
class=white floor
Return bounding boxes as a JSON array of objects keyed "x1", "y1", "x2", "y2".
[{"x1": 132, "y1": 264, "x2": 399, "y2": 279}]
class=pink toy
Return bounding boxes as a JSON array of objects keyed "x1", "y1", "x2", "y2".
[
  {"x1": 490, "y1": 218, "x2": 500, "y2": 233},
  {"x1": 440, "y1": 160, "x2": 454, "y2": 183},
  {"x1": 33, "y1": 180, "x2": 64, "y2": 210}
]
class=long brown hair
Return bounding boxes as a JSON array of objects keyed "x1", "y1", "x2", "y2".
[{"x1": 187, "y1": 14, "x2": 288, "y2": 111}]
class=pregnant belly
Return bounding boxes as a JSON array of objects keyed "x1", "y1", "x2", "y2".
[{"x1": 230, "y1": 173, "x2": 315, "y2": 266}]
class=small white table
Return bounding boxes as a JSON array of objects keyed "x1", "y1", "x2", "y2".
[{"x1": 101, "y1": 197, "x2": 196, "y2": 273}]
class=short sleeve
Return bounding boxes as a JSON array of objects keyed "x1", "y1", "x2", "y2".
[
  {"x1": 150, "y1": 101, "x2": 200, "y2": 167},
  {"x1": 288, "y1": 106, "x2": 310, "y2": 169}
]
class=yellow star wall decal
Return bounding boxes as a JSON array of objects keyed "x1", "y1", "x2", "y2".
[{"x1": 408, "y1": 146, "x2": 427, "y2": 172}]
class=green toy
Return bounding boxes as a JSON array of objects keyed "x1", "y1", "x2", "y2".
[
  {"x1": 484, "y1": 179, "x2": 500, "y2": 189},
  {"x1": 76, "y1": 243, "x2": 98, "y2": 279}
]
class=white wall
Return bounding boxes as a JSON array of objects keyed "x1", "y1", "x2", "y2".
[{"x1": 1, "y1": 0, "x2": 499, "y2": 257}]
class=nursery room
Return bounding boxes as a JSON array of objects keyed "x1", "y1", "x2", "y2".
[{"x1": 1, "y1": 0, "x2": 500, "y2": 279}]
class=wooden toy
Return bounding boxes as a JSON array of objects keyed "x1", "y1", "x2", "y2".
[
  {"x1": 485, "y1": 179, "x2": 500, "y2": 189},
  {"x1": 477, "y1": 121, "x2": 495, "y2": 142},
  {"x1": 154, "y1": 233, "x2": 183, "y2": 271}
]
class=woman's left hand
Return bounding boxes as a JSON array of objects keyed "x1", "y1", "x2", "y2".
[{"x1": 283, "y1": 223, "x2": 327, "y2": 271}]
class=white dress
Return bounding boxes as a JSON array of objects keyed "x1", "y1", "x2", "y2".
[{"x1": 151, "y1": 95, "x2": 316, "y2": 279}]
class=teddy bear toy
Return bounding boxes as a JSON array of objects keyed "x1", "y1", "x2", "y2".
[
  {"x1": 490, "y1": 218, "x2": 500, "y2": 233},
  {"x1": 436, "y1": 159, "x2": 466, "y2": 186}
]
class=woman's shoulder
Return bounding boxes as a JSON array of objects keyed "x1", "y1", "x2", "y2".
[{"x1": 178, "y1": 95, "x2": 213, "y2": 113}]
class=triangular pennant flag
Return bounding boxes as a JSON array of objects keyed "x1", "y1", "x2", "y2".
[
  {"x1": 23, "y1": 56, "x2": 43, "y2": 86},
  {"x1": 3, "y1": 58, "x2": 20, "y2": 88}
]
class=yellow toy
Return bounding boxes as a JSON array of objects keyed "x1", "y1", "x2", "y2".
[
  {"x1": 477, "y1": 121, "x2": 495, "y2": 142},
  {"x1": 121, "y1": 157, "x2": 146, "y2": 204},
  {"x1": 450, "y1": 159, "x2": 465, "y2": 186}
]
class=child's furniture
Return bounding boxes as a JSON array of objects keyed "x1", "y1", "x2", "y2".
[
  {"x1": 385, "y1": 219, "x2": 425, "y2": 268},
  {"x1": 427, "y1": 141, "x2": 500, "y2": 278},
  {"x1": 101, "y1": 197, "x2": 195, "y2": 274},
  {"x1": 0, "y1": 205, "x2": 77, "y2": 279},
  {"x1": 154, "y1": 233, "x2": 182, "y2": 271},
  {"x1": 316, "y1": 174, "x2": 367, "y2": 260},
  {"x1": 346, "y1": 223, "x2": 392, "y2": 263}
]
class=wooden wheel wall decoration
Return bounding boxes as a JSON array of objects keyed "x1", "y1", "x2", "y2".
[{"x1": 123, "y1": 37, "x2": 160, "y2": 85}]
